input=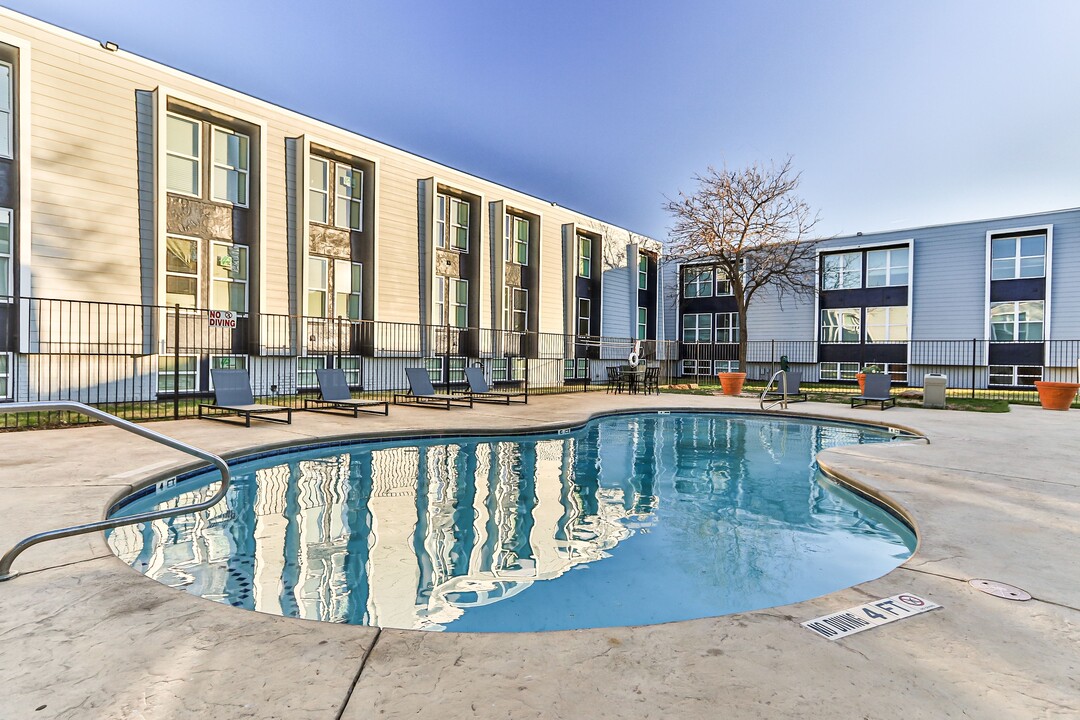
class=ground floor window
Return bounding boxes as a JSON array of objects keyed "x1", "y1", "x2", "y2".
[
  {"x1": 209, "y1": 354, "x2": 248, "y2": 390},
  {"x1": 880, "y1": 363, "x2": 908, "y2": 383},
  {"x1": 0, "y1": 352, "x2": 10, "y2": 399},
  {"x1": 820, "y1": 361, "x2": 860, "y2": 381},
  {"x1": 493, "y1": 357, "x2": 525, "y2": 382},
  {"x1": 989, "y1": 364, "x2": 1042, "y2": 387},
  {"x1": 714, "y1": 360, "x2": 740, "y2": 374},
  {"x1": 423, "y1": 356, "x2": 466, "y2": 384},
  {"x1": 681, "y1": 359, "x2": 712, "y2": 377},
  {"x1": 564, "y1": 358, "x2": 588, "y2": 380},
  {"x1": 297, "y1": 356, "x2": 327, "y2": 389},
  {"x1": 158, "y1": 354, "x2": 198, "y2": 393},
  {"x1": 423, "y1": 357, "x2": 442, "y2": 383},
  {"x1": 336, "y1": 356, "x2": 362, "y2": 386}
]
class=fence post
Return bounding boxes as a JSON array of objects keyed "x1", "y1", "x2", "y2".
[
  {"x1": 525, "y1": 356, "x2": 530, "y2": 401},
  {"x1": 173, "y1": 304, "x2": 180, "y2": 420},
  {"x1": 971, "y1": 338, "x2": 977, "y2": 399}
]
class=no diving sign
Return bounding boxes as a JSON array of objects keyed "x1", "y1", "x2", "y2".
[
  {"x1": 802, "y1": 593, "x2": 941, "y2": 640},
  {"x1": 208, "y1": 310, "x2": 237, "y2": 328}
]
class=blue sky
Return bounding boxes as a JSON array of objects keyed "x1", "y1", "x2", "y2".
[{"x1": 7, "y1": 1, "x2": 1080, "y2": 239}]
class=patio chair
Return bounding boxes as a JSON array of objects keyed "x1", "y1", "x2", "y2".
[
  {"x1": 606, "y1": 366, "x2": 627, "y2": 394},
  {"x1": 199, "y1": 369, "x2": 293, "y2": 427},
  {"x1": 643, "y1": 366, "x2": 661, "y2": 395},
  {"x1": 394, "y1": 367, "x2": 473, "y2": 410},
  {"x1": 850, "y1": 373, "x2": 896, "y2": 410},
  {"x1": 460, "y1": 367, "x2": 527, "y2": 405},
  {"x1": 764, "y1": 371, "x2": 808, "y2": 403},
  {"x1": 304, "y1": 368, "x2": 389, "y2": 417}
]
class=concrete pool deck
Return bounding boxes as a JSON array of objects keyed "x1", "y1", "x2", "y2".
[{"x1": 0, "y1": 393, "x2": 1077, "y2": 719}]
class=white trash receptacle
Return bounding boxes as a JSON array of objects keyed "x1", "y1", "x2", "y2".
[{"x1": 923, "y1": 374, "x2": 947, "y2": 409}]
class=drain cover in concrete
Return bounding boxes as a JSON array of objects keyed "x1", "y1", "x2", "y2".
[{"x1": 969, "y1": 579, "x2": 1031, "y2": 601}]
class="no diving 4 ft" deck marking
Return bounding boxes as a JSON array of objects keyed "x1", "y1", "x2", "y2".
[{"x1": 801, "y1": 593, "x2": 941, "y2": 640}]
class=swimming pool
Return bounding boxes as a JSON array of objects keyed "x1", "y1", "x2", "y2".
[{"x1": 107, "y1": 412, "x2": 916, "y2": 632}]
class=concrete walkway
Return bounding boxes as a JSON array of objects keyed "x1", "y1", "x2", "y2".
[{"x1": 0, "y1": 393, "x2": 1077, "y2": 719}]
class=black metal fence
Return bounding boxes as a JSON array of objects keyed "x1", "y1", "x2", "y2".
[{"x1": 2, "y1": 296, "x2": 1078, "y2": 428}]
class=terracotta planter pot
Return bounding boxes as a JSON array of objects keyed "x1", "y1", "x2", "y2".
[
  {"x1": 856, "y1": 373, "x2": 867, "y2": 394},
  {"x1": 717, "y1": 372, "x2": 747, "y2": 396},
  {"x1": 1034, "y1": 381, "x2": 1080, "y2": 411}
]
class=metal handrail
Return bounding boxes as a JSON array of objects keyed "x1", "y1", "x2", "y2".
[
  {"x1": 760, "y1": 370, "x2": 792, "y2": 410},
  {"x1": 0, "y1": 401, "x2": 231, "y2": 581}
]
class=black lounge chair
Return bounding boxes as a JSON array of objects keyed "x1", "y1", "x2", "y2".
[
  {"x1": 394, "y1": 367, "x2": 473, "y2": 410},
  {"x1": 851, "y1": 373, "x2": 896, "y2": 410},
  {"x1": 764, "y1": 371, "x2": 808, "y2": 403},
  {"x1": 304, "y1": 368, "x2": 389, "y2": 416},
  {"x1": 199, "y1": 369, "x2": 293, "y2": 426},
  {"x1": 643, "y1": 365, "x2": 661, "y2": 395},
  {"x1": 461, "y1": 367, "x2": 527, "y2": 405}
]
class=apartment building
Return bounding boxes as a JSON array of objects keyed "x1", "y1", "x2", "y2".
[
  {"x1": 667, "y1": 207, "x2": 1080, "y2": 389},
  {"x1": 0, "y1": 7, "x2": 661, "y2": 403}
]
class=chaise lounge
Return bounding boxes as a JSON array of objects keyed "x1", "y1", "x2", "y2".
[
  {"x1": 460, "y1": 367, "x2": 527, "y2": 405},
  {"x1": 304, "y1": 368, "x2": 389, "y2": 417},
  {"x1": 394, "y1": 367, "x2": 473, "y2": 410},
  {"x1": 199, "y1": 369, "x2": 293, "y2": 426}
]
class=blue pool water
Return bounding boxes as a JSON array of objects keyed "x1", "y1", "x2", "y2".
[{"x1": 107, "y1": 413, "x2": 916, "y2": 632}]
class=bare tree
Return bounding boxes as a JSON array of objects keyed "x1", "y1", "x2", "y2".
[{"x1": 663, "y1": 157, "x2": 823, "y2": 369}]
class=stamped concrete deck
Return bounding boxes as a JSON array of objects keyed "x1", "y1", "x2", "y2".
[{"x1": 0, "y1": 393, "x2": 1077, "y2": 719}]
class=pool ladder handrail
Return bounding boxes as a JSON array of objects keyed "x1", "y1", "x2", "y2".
[
  {"x1": 0, "y1": 401, "x2": 231, "y2": 582},
  {"x1": 760, "y1": 370, "x2": 793, "y2": 411}
]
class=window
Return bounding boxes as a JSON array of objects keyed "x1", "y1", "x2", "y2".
[
  {"x1": 335, "y1": 260, "x2": 362, "y2": 320},
  {"x1": 506, "y1": 215, "x2": 529, "y2": 265},
  {"x1": 211, "y1": 127, "x2": 249, "y2": 206},
  {"x1": 990, "y1": 300, "x2": 1043, "y2": 342},
  {"x1": 0, "y1": 208, "x2": 12, "y2": 299},
  {"x1": 165, "y1": 114, "x2": 200, "y2": 196},
  {"x1": 681, "y1": 359, "x2": 712, "y2": 377},
  {"x1": 564, "y1": 358, "x2": 588, "y2": 380},
  {"x1": 715, "y1": 268, "x2": 733, "y2": 296},
  {"x1": 209, "y1": 355, "x2": 247, "y2": 390},
  {"x1": 638, "y1": 253, "x2": 648, "y2": 290},
  {"x1": 881, "y1": 363, "x2": 908, "y2": 383},
  {"x1": 821, "y1": 308, "x2": 861, "y2": 343},
  {"x1": 682, "y1": 313, "x2": 712, "y2": 343},
  {"x1": 989, "y1": 365, "x2": 1042, "y2": 388},
  {"x1": 683, "y1": 267, "x2": 713, "y2": 298},
  {"x1": 991, "y1": 234, "x2": 1046, "y2": 280},
  {"x1": 337, "y1": 356, "x2": 362, "y2": 386},
  {"x1": 822, "y1": 252, "x2": 862, "y2": 290},
  {"x1": 297, "y1": 356, "x2": 326, "y2": 389},
  {"x1": 0, "y1": 62, "x2": 11, "y2": 159},
  {"x1": 866, "y1": 247, "x2": 909, "y2": 287},
  {"x1": 577, "y1": 236, "x2": 592, "y2": 278},
  {"x1": 715, "y1": 312, "x2": 739, "y2": 343},
  {"x1": 448, "y1": 356, "x2": 467, "y2": 383},
  {"x1": 637, "y1": 307, "x2": 647, "y2": 340},
  {"x1": 423, "y1": 357, "x2": 442, "y2": 383},
  {"x1": 165, "y1": 236, "x2": 199, "y2": 308},
  {"x1": 308, "y1": 157, "x2": 329, "y2": 224},
  {"x1": 0, "y1": 352, "x2": 10, "y2": 399},
  {"x1": 493, "y1": 357, "x2": 525, "y2": 382},
  {"x1": 211, "y1": 242, "x2": 248, "y2": 313},
  {"x1": 820, "y1": 362, "x2": 860, "y2": 381},
  {"x1": 577, "y1": 298, "x2": 591, "y2": 336},
  {"x1": 435, "y1": 277, "x2": 468, "y2": 327},
  {"x1": 308, "y1": 256, "x2": 329, "y2": 317},
  {"x1": 504, "y1": 286, "x2": 527, "y2": 332},
  {"x1": 865, "y1": 306, "x2": 908, "y2": 343},
  {"x1": 436, "y1": 193, "x2": 469, "y2": 251},
  {"x1": 158, "y1": 354, "x2": 198, "y2": 393},
  {"x1": 714, "y1": 360, "x2": 740, "y2": 374},
  {"x1": 335, "y1": 165, "x2": 363, "y2": 231}
]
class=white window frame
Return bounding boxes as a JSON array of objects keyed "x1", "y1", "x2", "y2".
[
  {"x1": 211, "y1": 126, "x2": 250, "y2": 207},
  {"x1": 165, "y1": 112, "x2": 201, "y2": 198},
  {"x1": 714, "y1": 360, "x2": 740, "y2": 374},
  {"x1": 820, "y1": 361, "x2": 860, "y2": 381},
  {"x1": 577, "y1": 298, "x2": 591, "y2": 336},
  {"x1": 866, "y1": 247, "x2": 909, "y2": 288},
  {"x1": 448, "y1": 356, "x2": 467, "y2": 384},
  {"x1": 493, "y1": 357, "x2": 525, "y2": 383},
  {"x1": 164, "y1": 234, "x2": 200, "y2": 310},
  {"x1": 990, "y1": 233, "x2": 1046, "y2": 281},
  {"x1": 158, "y1": 353, "x2": 199, "y2": 394},
  {"x1": 988, "y1": 364, "x2": 1043, "y2": 388},
  {"x1": 715, "y1": 267, "x2": 733, "y2": 296},
  {"x1": 637, "y1": 307, "x2": 647, "y2": 340},
  {"x1": 682, "y1": 313, "x2": 713, "y2": 344},
  {"x1": 822, "y1": 251, "x2": 862, "y2": 290},
  {"x1": 423, "y1": 356, "x2": 442, "y2": 383},
  {"x1": 308, "y1": 156, "x2": 329, "y2": 224},
  {"x1": 449, "y1": 278, "x2": 468, "y2": 328},
  {"x1": 336, "y1": 355, "x2": 363, "y2": 387},
  {"x1": 714, "y1": 312, "x2": 740, "y2": 344},
  {"x1": 577, "y1": 236, "x2": 592, "y2": 278},
  {"x1": 210, "y1": 241, "x2": 249, "y2": 313},
  {"x1": 436, "y1": 193, "x2": 469, "y2": 251},
  {"x1": 506, "y1": 214, "x2": 529, "y2": 265},
  {"x1": 865, "y1": 306, "x2": 908, "y2": 344},
  {"x1": 638, "y1": 253, "x2": 648, "y2": 290},
  {"x1": 0, "y1": 207, "x2": 13, "y2": 300},
  {"x1": 0, "y1": 61, "x2": 12, "y2": 160},
  {"x1": 308, "y1": 256, "x2": 329, "y2": 318},
  {"x1": 820, "y1": 308, "x2": 861, "y2": 344},
  {"x1": 504, "y1": 286, "x2": 528, "y2": 333},
  {"x1": 0, "y1": 351, "x2": 11, "y2": 399},
  {"x1": 208, "y1": 354, "x2": 249, "y2": 390},
  {"x1": 681, "y1": 359, "x2": 713, "y2": 377},
  {"x1": 990, "y1": 300, "x2": 1044, "y2": 342},
  {"x1": 682, "y1": 266, "x2": 714, "y2": 298},
  {"x1": 563, "y1": 358, "x2": 588, "y2": 380},
  {"x1": 434, "y1": 276, "x2": 469, "y2": 328},
  {"x1": 334, "y1": 259, "x2": 362, "y2": 320},
  {"x1": 335, "y1": 164, "x2": 363, "y2": 231},
  {"x1": 297, "y1": 355, "x2": 328, "y2": 390},
  {"x1": 880, "y1": 363, "x2": 908, "y2": 383}
]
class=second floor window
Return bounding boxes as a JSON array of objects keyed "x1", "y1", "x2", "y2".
[
  {"x1": 436, "y1": 194, "x2": 469, "y2": 251},
  {"x1": 683, "y1": 267, "x2": 714, "y2": 298},
  {"x1": 165, "y1": 235, "x2": 199, "y2": 308},
  {"x1": 822, "y1": 252, "x2": 862, "y2": 290},
  {"x1": 334, "y1": 260, "x2": 362, "y2": 320},
  {"x1": 212, "y1": 127, "x2": 249, "y2": 206},
  {"x1": 821, "y1": 308, "x2": 861, "y2": 343},
  {"x1": 309, "y1": 157, "x2": 329, "y2": 224},
  {"x1": 578, "y1": 236, "x2": 592, "y2": 278},
  {"x1": 0, "y1": 208, "x2": 11, "y2": 298},
  {"x1": 715, "y1": 312, "x2": 739, "y2": 343},
  {"x1": 435, "y1": 277, "x2": 468, "y2": 327},
  {"x1": 991, "y1": 234, "x2": 1045, "y2": 280},
  {"x1": 866, "y1": 247, "x2": 909, "y2": 287},
  {"x1": 504, "y1": 286, "x2": 527, "y2": 332},
  {"x1": 577, "y1": 298, "x2": 591, "y2": 336},
  {"x1": 638, "y1": 253, "x2": 648, "y2": 290},
  {"x1": 308, "y1": 256, "x2": 329, "y2": 317},
  {"x1": 165, "y1": 114, "x2": 200, "y2": 196},
  {"x1": 211, "y1": 242, "x2": 248, "y2": 313},
  {"x1": 682, "y1": 313, "x2": 712, "y2": 343},
  {"x1": 637, "y1": 307, "x2": 647, "y2": 340},
  {"x1": 990, "y1": 300, "x2": 1043, "y2": 342}
]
